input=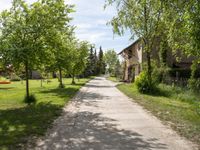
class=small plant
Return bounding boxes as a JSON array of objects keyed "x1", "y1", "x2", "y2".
[
  {"x1": 23, "y1": 94, "x2": 37, "y2": 105},
  {"x1": 189, "y1": 78, "x2": 200, "y2": 92},
  {"x1": 135, "y1": 71, "x2": 157, "y2": 93},
  {"x1": 189, "y1": 60, "x2": 200, "y2": 92}
]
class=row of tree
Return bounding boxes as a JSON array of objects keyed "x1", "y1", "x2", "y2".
[
  {"x1": 84, "y1": 46, "x2": 106, "y2": 77},
  {"x1": 106, "y1": 0, "x2": 200, "y2": 91},
  {"x1": 0, "y1": 0, "x2": 90, "y2": 101},
  {"x1": 84, "y1": 47, "x2": 121, "y2": 78}
]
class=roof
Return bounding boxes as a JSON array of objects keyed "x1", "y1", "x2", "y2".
[{"x1": 118, "y1": 38, "x2": 141, "y2": 55}]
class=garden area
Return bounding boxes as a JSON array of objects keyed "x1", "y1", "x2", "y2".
[{"x1": 0, "y1": 78, "x2": 92, "y2": 149}]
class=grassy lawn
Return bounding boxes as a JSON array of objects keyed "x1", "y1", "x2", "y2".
[
  {"x1": 116, "y1": 81, "x2": 200, "y2": 147},
  {"x1": 107, "y1": 76, "x2": 120, "y2": 82},
  {"x1": 0, "y1": 78, "x2": 92, "y2": 149}
]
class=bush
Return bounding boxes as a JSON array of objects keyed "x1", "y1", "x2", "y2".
[
  {"x1": 0, "y1": 76, "x2": 7, "y2": 81},
  {"x1": 23, "y1": 94, "x2": 37, "y2": 105},
  {"x1": 168, "y1": 68, "x2": 192, "y2": 78},
  {"x1": 152, "y1": 66, "x2": 170, "y2": 83},
  {"x1": 10, "y1": 74, "x2": 21, "y2": 81},
  {"x1": 189, "y1": 78, "x2": 200, "y2": 92},
  {"x1": 135, "y1": 71, "x2": 157, "y2": 93}
]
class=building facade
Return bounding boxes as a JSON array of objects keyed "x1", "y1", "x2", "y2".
[{"x1": 119, "y1": 39, "x2": 194, "y2": 82}]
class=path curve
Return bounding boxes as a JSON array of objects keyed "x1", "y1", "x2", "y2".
[{"x1": 34, "y1": 77, "x2": 197, "y2": 150}]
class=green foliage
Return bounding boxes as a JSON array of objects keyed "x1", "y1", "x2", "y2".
[
  {"x1": 189, "y1": 78, "x2": 200, "y2": 92},
  {"x1": 0, "y1": 76, "x2": 7, "y2": 81},
  {"x1": 168, "y1": 68, "x2": 191, "y2": 78},
  {"x1": 0, "y1": 0, "x2": 75, "y2": 97},
  {"x1": 10, "y1": 73, "x2": 21, "y2": 81},
  {"x1": 135, "y1": 71, "x2": 157, "y2": 93},
  {"x1": 104, "y1": 49, "x2": 119, "y2": 75},
  {"x1": 189, "y1": 60, "x2": 200, "y2": 91},
  {"x1": 106, "y1": 0, "x2": 164, "y2": 81},
  {"x1": 163, "y1": 1, "x2": 200, "y2": 68},
  {"x1": 84, "y1": 46, "x2": 97, "y2": 77},
  {"x1": 96, "y1": 46, "x2": 106, "y2": 75},
  {"x1": 68, "y1": 41, "x2": 90, "y2": 84},
  {"x1": 115, "y1": 60, "x2": 123, "y2": 78},
  {"x1": 23, "y1": 94, "x2": 37, "y2": 105}
]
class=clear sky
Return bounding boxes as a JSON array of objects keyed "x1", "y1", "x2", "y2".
[{"x1": 0, "y1": 0, "x2": 134, "y2": 53}]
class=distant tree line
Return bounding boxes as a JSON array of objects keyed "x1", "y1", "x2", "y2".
[{"x1": 83, "y1": 46, "x2": 106, "y2": 77}]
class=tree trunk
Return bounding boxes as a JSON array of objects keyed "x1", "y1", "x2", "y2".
[
  {"x1": 25, "y1": 61, "x2": 30, "y2": 98},
  {"x1": 72, "y1": 73, "x2": 76, "y2": 85},
  {"x1": 146, "y1": 50, "x2": 152, "y2": 83},
  {"x1": 41, "y1": 79, "x2": 43, "y2": 87},
  {"x1": 59, "y1": 67, "x2": 63, "y2": 88}
]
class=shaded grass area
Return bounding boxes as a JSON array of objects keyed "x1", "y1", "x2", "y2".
[
  {"x1": 117, "y1": 83, "x2": 200, "y2": 147},
  {"x1": 0, "y1": 78, "x2": 91, "y2": 149},
  {"x1": 107, "y1": 76, "x2": 120, "y2": 82}
]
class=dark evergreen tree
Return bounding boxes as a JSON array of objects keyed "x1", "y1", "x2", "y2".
[
  {"x1": 97, "y1": 46, "x2": 106, "y2": 75},
  {"x1": 94, "y1": 48, "x2": 98, "y2": 75},
  {"x1": 83, "y1": 46, "x2": 99, "y2": 76}
]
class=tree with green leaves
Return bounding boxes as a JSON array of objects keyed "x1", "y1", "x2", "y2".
[
  {"x1": 69, "y1": 41, "x2": 90, "y2": 84},
  {"x1": 0, "y1": 0, "x2": 74, "y2": 101},
  {"x1": 48, "y1": 28, "x2": 74, "y2": 88},
  {"x1": 104, "y1": 49, "x2": 119, "y2": 76},
  {"x1": 162, "y1": 0, "x2": 200, "y2": 90},
  {"x1": 106, "y1": 0, "x2": 164, "y2": 86}
]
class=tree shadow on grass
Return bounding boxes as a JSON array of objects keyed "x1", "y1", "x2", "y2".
[
  {"x1": 40, "y1": 87, "x2": 79, "y2": 99},
  {"x1": 0, "y1": 87, "x2": 14, "y2": 90},
  {"x1": 0, "y1": 102, "x2": 63, "y2": 149},
  {"x1": 143, "y1": 87, "x2": 173, "y2": 98}
]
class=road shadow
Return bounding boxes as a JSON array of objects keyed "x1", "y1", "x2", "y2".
[
  {"x1": 85, "y1": 84, "x2": 114, "y2": 88},
  {"x1": 36, "y1": 111, "x2": 167, "y2": 150}
]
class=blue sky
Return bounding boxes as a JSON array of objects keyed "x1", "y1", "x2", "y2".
[{"x1": 0, "y1": 0, "x2": 134, "y2": 53}]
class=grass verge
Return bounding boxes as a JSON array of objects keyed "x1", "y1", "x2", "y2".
[
  {"x1": 0, "y1": 77, "x2": 92, "y2": 149},
  {"x1": 107, "y1": 76, "x2": 120, "y2": 82},
  {"x1": 116, "y1": 82, "x2": 200, "y2": 147}
]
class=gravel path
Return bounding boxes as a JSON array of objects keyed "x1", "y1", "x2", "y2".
[{"x1": 34, "y1": 77, "x2": 197, "y2": 150}]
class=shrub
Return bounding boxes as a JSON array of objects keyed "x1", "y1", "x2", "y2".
[
  {"x1": 0, "y1": 76, "x2": 7, "y2": 81},
  {"x1": 23, "y1": 94, "x2": 37, "y2": 105},
  {"x1": 152, "y1": 66, "x2": 170, "y2": 83},
  {"x1": 189, "y1": 61, "x2": 200, "y2": 92},
  {"x1": 189, "y1": 78, "x2": 200, "y2": 92},
  {"x1": 135, "y1": 71, "x2": 157, "y2": 93},
  {"x1": 168, "y1": 68, "x2": 192, "y2": 78},
  {"x1": 10, "y1": 74, "x2": 21, "y2": 81}
]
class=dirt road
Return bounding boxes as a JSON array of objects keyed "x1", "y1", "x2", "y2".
[{"x1": 35, "y1": 77, "x2": 197, "y2": 150}]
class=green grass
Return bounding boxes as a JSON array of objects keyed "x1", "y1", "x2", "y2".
[
  {"x1": 107, "y1": 76, "x2": 120, "y2": 82},
  {"x1": 117, "y1": 83, "x2": 200, "y2": 147},
  {"x1": 0, "y1": 78, "x2": 91, "y2": 149}
]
